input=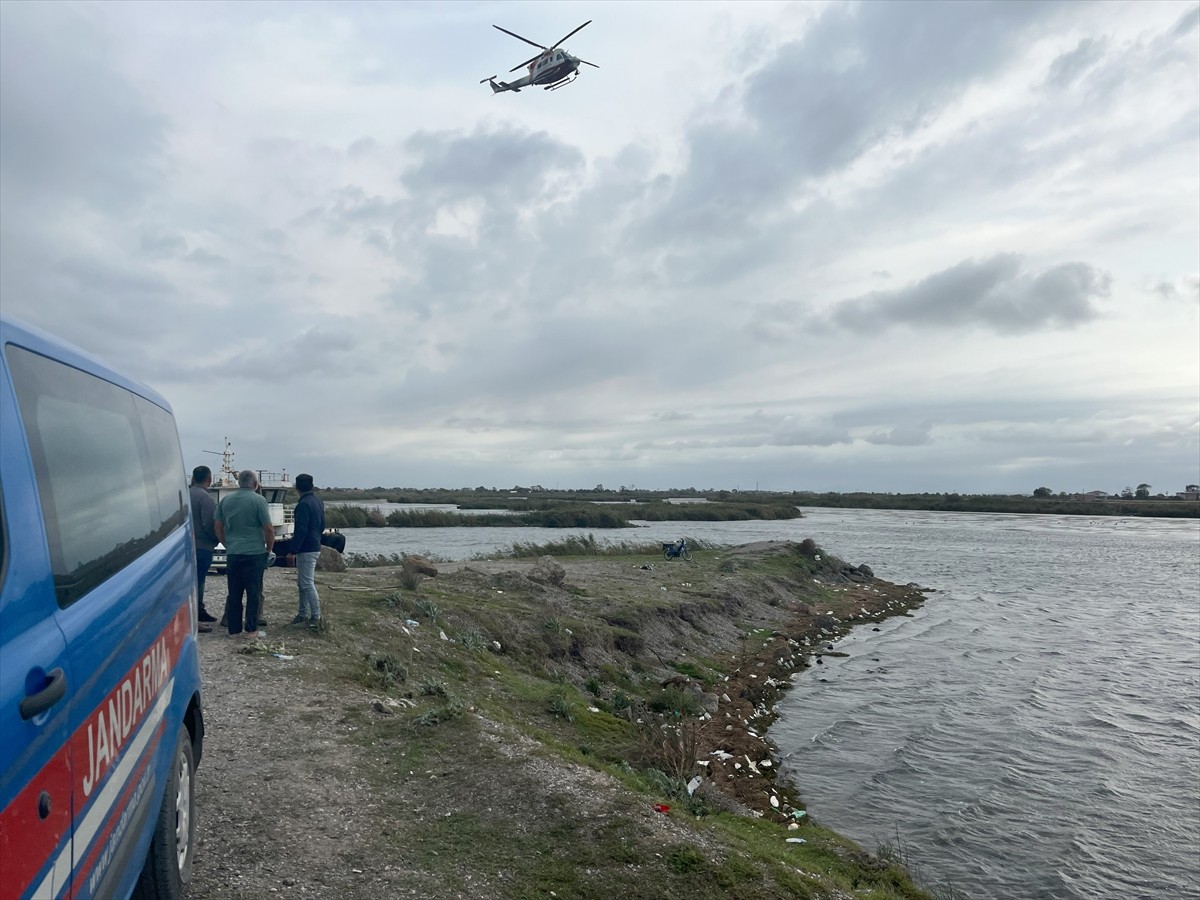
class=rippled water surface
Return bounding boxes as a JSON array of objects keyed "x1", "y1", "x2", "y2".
[
  {"x1": 770, "y1": 509, "x2": 1200, "y2": 900},
  {"x1": 335, "y1": 506, "x2": 1199, "y2": 897}
]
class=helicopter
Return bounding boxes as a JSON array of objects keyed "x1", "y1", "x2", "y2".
[{"x1": 480, "y1": 20, "x2": 598, "y2": 93}]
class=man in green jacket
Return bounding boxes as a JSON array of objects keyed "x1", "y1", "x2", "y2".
[{"x1": 215, "y1": 468, "x2": 275, "y2": 638}]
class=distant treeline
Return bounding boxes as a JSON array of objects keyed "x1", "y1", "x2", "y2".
[
  {"x1": 313, "y1": 487, "x2": 1198, "y2": 520},
  {"x1": 795, "y1": 493, "x2": 1200, "y2": 518},
  {"x1": 323, "y1": 500, "x2": 802, "y2": 529}
]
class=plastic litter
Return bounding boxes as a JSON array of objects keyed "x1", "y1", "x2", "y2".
[
  {"x1": 791, "y1": 810, "x2": 807, "y2": 819},
  {"x1": 271, "y1": 653, "x2": 295, "y2": 660},
  {"x1": 785, "y1": 837, "x2": 807, "y2": 844},
  {"x1": 405, "y1": 619, "x2": 419, "y2": 627},
  {"x1": 653, "y1": 803, "x2": 670, "y2": 814},
  {"x1": 686, "y1": 776, "x2": 702, "y2": 796}
]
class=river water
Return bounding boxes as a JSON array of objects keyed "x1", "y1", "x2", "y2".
[{"x1": 334, "y1": 506, "x2": 1200, "y2": 898}]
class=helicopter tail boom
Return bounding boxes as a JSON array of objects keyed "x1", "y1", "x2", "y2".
[{"x1": 483, "y1": 76, "x2": 520, "y2": 93}]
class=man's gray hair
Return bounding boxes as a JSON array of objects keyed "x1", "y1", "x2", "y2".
[{"x1": 238, "y1": 469, "x2": 259, "y2": 489}]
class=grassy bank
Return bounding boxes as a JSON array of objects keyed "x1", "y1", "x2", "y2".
[
  {"x1": 232, "y1": 540, "x2": 942, "y2": 898},
  {"x1": 325, "y1": 501, "x2": 802, "y2": 529}
]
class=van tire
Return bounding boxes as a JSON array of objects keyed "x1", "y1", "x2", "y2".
[{"x1": 135, "y1": 725, "x2": 195, "y2": 899}]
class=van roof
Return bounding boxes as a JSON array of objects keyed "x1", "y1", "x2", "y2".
[{"x1": 0, "y1": 314, "x2": 175, "y2": 414}]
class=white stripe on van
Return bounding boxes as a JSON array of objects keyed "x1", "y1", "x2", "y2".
[{"x1": 32, "y1": 678, "x2": 175, "y2": 900}]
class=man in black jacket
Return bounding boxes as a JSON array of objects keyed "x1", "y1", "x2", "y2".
[
  {"x1": 286, "y1": 473, "x2": 325, "y2": 628},
  {"x1": 189, "y1": 465, "x2": 220, "y2": 632}
]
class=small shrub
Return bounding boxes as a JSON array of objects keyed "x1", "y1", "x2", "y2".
[
  {"x1": 611, "y1": 691, "x2": 631, "y2": 711},
  {"x1": 346, "y1": 552, "x2": 405, "y2": 569},
  {"x1": 364, "y1": 653, "x2": 407, "y2": 689},
  {"x1": 648, "y1": 687, "x2": 704, "y2": 718},
  {"x1": 399, "y1": 570, "x2": 422, "y2": 591},
  {"x1": 585, "y1": 677, "x2": 602, "y2": 697},
  {"x1": 413, "y1": 697, "x2": 465, "y2": 727},
  {"x1": 459, "y1": 630, "x2": 486, "y2": 653},
  {"x1": 798, "y1": 537, "x2": 820, "y2": 557},
  {"x1": 547, "y1": 687, "x2": 575, "y2": 723},
  {"x1": 667, "y1": 846, "x2": 707, "y2": 875},
  {"x1": 418, "y1": 679, "x2": 447, "y2": 697},
  {"x1": 415, "y1": 598, "x2": 440, "y2": 622}
]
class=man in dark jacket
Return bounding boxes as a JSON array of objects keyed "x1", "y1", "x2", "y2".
[
  {"x1": 287, "y1": 473, "x2": 325, "y2": 628},
  {"x1": 189, "y1": 465, "x2": 220, "y2": 631}
]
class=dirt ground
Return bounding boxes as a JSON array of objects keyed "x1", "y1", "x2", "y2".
[{"x1": 189, "y1": 545, "x2": 930, "y2": 899}]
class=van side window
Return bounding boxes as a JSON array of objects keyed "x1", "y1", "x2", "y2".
[{"x1": 5, "y1": 346, "x2": 186, "y2": 607}]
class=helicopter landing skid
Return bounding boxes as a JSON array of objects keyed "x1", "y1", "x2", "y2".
[{"x1": 545, "y1": 73, "x2": 578, "y2": 91}]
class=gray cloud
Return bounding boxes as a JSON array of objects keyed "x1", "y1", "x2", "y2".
[
  {"x1": 0, "y1": 3, "x2": 165, "y2": 213},
  {"x1": 1045, "y1": 37, "x2": 1106, "y2": 88},
  {"x1": 865, "y1": 422, "x2": 934, "y2": 447},
  {"x1": 401, "y1": 125, "x2": 584, "y2": 204},
  {"x1": 818, "y1": 255, "x2": 1110, "y2": 335},
  {"x1": 0, "y1": 2, "x2": 1194, "y2": 494}
]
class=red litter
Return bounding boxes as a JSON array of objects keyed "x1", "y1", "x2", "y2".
[{"x1": 653, "y1": 804, "x2": 670, "y2": 814}]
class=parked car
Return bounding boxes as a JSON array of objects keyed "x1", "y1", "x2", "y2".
[{"x1": 0, "y1": 315, "x2": 204, "y2": 899}]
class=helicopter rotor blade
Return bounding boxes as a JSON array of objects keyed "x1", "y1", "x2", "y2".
[
  {"x1": 509, "y1": 52, "x2": 543, "y2": 73},
  {"x1": 493, "y1": 24, "x2": 547, "y2": 51},
  {"x1": 550, "y1": 20, "x2": 591, "y2": 50},
  {"x1": 577, "y1": 58, "x2": 600, "y2": 68}
]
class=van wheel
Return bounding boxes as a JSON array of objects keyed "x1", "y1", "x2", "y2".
[{"x1": 135, "y1": 725, "x2": 195, "y2": 899}]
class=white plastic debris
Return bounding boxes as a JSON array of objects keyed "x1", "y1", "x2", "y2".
[
  {"x1": 760, "y1": 760, "x2": 772, "y2": 768},
  {"x1": 686, "y1": 776, "x2": 702, "y2": 796},
  {"x1": 439, "y1": 630, "x2": 449, "y2": 641},
  {"x1": 405, "y1": 619, "x2": 419, "y2": 627},
  {"x1": 588, "y1": 707, "x2": 600, "y2": 713},
  {"x1": 786, "y1": 837, "x2": 807, "y2": 844},
  {"x1": 271, "y1": 653, "x2": 295, "y2": 660},
  {"x1": 769, "y1": 795, "x2": 780, "y2": 808}
]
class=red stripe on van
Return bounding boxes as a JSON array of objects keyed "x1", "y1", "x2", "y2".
[
  {"x1": 72, "y1": 722, "x2": 165, "y2": 897},
  {"x1": 0, "y1": 603, "x2": 191, "y2": 898},
  {"x1": 0, "y1": 746, "x2": 73, "y2": 898},
  {"x1": 69, "y1": 604, "x2": 189, "y2": 809}
]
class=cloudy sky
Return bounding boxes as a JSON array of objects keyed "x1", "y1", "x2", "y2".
[{"x1": 2, "y1": 0, "x2": 1197, "y2": 494}]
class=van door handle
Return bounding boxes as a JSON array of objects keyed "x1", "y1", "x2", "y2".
[{"x1": 20, "y1": 668, "x2": 67, "y2": 720}]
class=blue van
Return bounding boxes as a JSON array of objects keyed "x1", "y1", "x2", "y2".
[{"x1": 0, "y1": 316, "x2": 204, "y2": 899}]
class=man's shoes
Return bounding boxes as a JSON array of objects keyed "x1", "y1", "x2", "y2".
[
  {"x1": 291, "y1": 614, "x2": 307, "y2": 625},
  {"x1": 198, "y1": 623, "x2": 213, "y2": 633},
  {"x1": 244, "y1": 630, "x2": 266, "y2": 640},
  {"x1": 219, "y1": 615, "x2": 227, "y2": 628},
  {"x1": 308, "y1": 617, "x2": 322, "y2": 630},
  {"x1": 258, "y1": 617, "x2": 268, "y2": 626},
  {"x1": 198, "y1": 609, "x2": 217, "y2": 623}
]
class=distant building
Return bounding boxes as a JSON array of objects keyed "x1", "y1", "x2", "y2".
[
  {"x1": 1176, "y1": 485, "x2": 1200, "y2": 501},
  {"x1": 1082, "y1": 490, "x2": 1110, "y2": 501}
]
